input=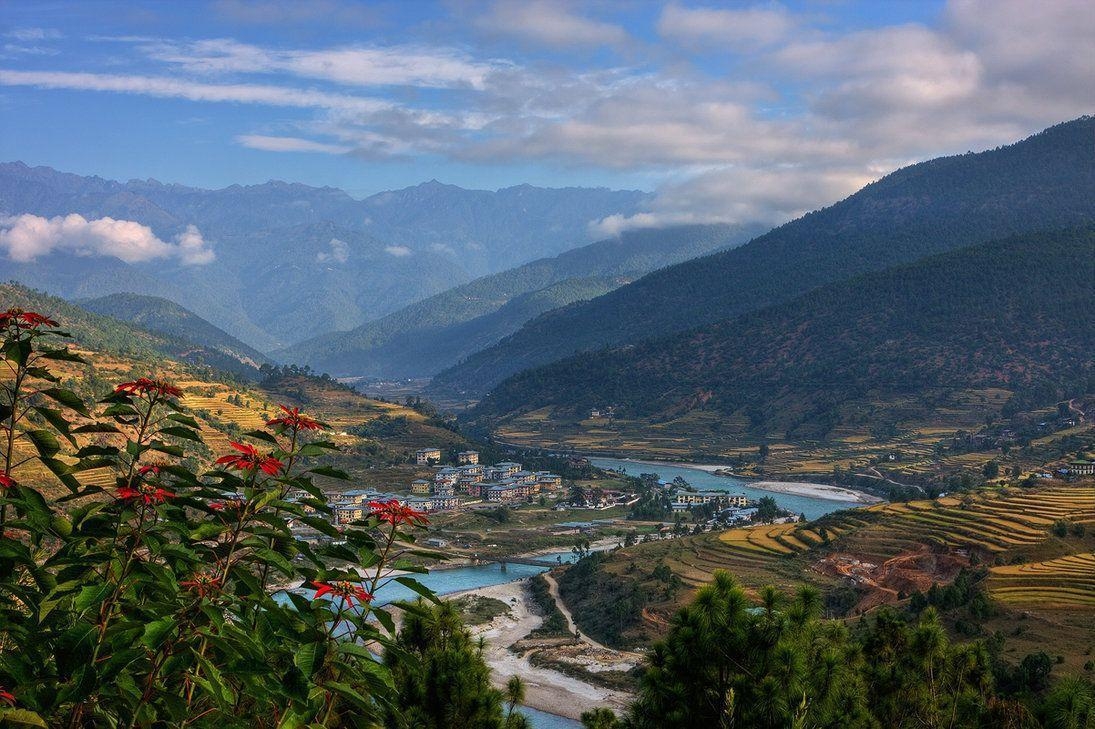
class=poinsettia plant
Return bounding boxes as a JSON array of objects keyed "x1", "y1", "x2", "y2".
[{"x1": 0, "y1": 309, "x2": 438, "y2": 727}]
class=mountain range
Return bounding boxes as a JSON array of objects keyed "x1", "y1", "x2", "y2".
[
  {"x1": 278, "y1": 223, "x2": 761, "y2": 379},
  {"x1": 470, "y1": 226, "x2": 1095, "y2": 439},
  {"x1": 429, "y1": 117, "x2": 1095, "y2": 400},
  {"x1": 0, "y1": 162, "x2": 649, "y2": 350}
]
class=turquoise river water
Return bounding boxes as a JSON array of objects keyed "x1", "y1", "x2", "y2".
[{"x1": 589, "y1": 456, "x2": 858, "y2": 520}]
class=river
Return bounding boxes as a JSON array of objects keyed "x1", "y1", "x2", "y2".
[
  {"x1": 299, "y1": 552, "x2": 584, "y2": 728},
  {"x1": 589, "y1": 456, "x2": 858, "y2": 520}
]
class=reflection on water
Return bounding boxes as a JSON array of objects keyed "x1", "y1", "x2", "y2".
[{"x1": 590, "y1": 457, "x2": 854, "y2": 520}]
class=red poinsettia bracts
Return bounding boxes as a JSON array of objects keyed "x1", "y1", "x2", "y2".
[
  {"x1": 114, "y1": 378, "x2": 184, "y2": 399},
  {"x1": 311, "y1": 580, "x2": 373, "y2": 607},
  {"x1": 215, "y1": 442, "x2": 284, "y2": 475},
  {"x1": 180, "y1": 571, "x2": 223, "y2": 598},
  {"x1": 0, "y1": 309, "x2": 58, "y2": 329},
  {"x1": 0, "y1": 687, "x2": 14, "y2": 706},
  {"x1": 0, "y1": 474, "x2": 15, "y2": 490},
  {"x1": 267, "y1": 405, "x2": 323, "y2": 431},
  {"x1": 138, "y1": 464, "x2": 165, "y2": 476},
  {"x1": 117, "y1": 483, "x2": 175, "y2": 505},
  {"x1": 367, "y1": 499, "x2": 429, "y2": 527}
]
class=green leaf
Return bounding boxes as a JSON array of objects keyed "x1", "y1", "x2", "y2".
[
  {"x1": 323, "y1": 681, "x2": 371, "y2": 711},
  {"x1": 26, "y1": 429, "x2": 60, "y2": 458},
  {"x1": 141, "y1": 616, "x2": 176, "y2": 650},
  {"x1": 159, "y1": 426, "x2": 202, "y2": 442},
  {"x1": 39, "y1": 387, "x2": 90, "y2": 416},
  {"x1": 244, "y1": 429, "x2": 278, "y2": 445},
  {"x1": 166, "y1": 412, "x2": 202, "y2": 429},
  {"x1": 102, "y1": 402, "x2": 138, "y2": 418},
  {"x1": 293, "y1": 641, "x2": 326, "y2": 678},
  {"x1": 0, "y1": 708, "x2": 48, "y2": 727},
  {"x1": 32, "y1": 407, "x2": 77, "y2": 449},
  {"x1": 39, "y1": 457, "x2": 83, "y2": 493},
  {"x1": 73, "y1": 444, "x2": 118, "y2": 458},
  {"x1": 39, "y1": 347, "x2": 86, "y2": 363},
  {"x1": 394, "y1": 576, "x2": 439, "y2": 603},
  {"x1": 74, "y1": 583, "x2": 112, "y2": 612},
  {"x1": 308, "y1": 466, "x2": 350, "y2": 480},
  {"x1": 72, "y1": 423, "x2": 121, "y2": 434},
  {"x1": 193, "y1": 654, "x2": 235, "y2": 709},
  {"x1": 148, "y1": 442, "x2": 184, "y2": 457}
]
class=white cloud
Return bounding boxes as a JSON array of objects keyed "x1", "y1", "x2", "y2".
[
  {"x1": 4, "y1": 28, "x2": 63, "y2": 42},
  {"x1": 475, "y1": 1, "x2": 629, "y2": 48},
  {"x1": 658, "y1": 3, "x2": 796, "y2": 48},
  {"x1": 138, "y1": 37, "x2": 501, "y2": 90},
  {"x1": 384, "y1": 245, "x2": 413, "y2": 257},
  {"x1": 0, "y1": 69, "x2": 394, "y2": 113},
  {"x1": 236, "y1": 134, "x2": 352, "y2": 154},
  {"x1": 4, "y1": 0, "x2": 1092, "y2": 229},
  {"x1": 317, "y1": 238, "x2": 350, "y2": 263},
  {"x1": 0, "y1": 214, "x2": 214, "y2": 265}
]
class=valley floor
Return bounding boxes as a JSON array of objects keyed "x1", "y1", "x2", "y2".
[{"x1": 451, "y1": 579, "x2": 635, "y2": 720}]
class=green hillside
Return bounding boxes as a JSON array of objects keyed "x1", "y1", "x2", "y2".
[
  {"x1": 430, "y1": 117, "x2": 1095, "y2": 399},
  {"x1": 1, "y1": 283, "x2": 262, "y2": 379},
  {"x1": 471, "y1": 227, "x2": 1095, "y2": 439},
  {"x1": 79, "y1": 292, "x2": 271, "y2": 368},
  {"x1": 279, "y1": 223, "x2": 755, "y2": 378}
]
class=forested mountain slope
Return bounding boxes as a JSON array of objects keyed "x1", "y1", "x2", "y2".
[
  {"x1": 279, "y1": 224, "x2": 756, "y2": 378},
  {"x1": 78, "y1": 292, "x2": 271, "y2": 370},
  {"x1": 430, "y1": 117, "x2": 1095, "y2": 399},
  {"x1": 471, "y1": 227, "x2": 1095, "y2": 439},
  {"x1": 1, "y1": 283, "x2": 264, "y2": 379}
]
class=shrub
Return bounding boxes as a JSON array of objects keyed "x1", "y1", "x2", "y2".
[{"x1": 0, "y1": 310, "x2": 435, "y2": 726}]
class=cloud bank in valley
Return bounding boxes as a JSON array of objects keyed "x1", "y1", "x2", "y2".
[{"x1": 0, "y1": 214, "x2": 215, "y2": 265}]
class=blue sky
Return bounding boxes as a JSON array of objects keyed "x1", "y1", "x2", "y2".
[{"x1": 0, "y1": 0, "x2": 1091, "y2": 228}]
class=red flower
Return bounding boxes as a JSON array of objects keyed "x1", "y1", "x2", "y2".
[
  {"x1": 114, "y1": 378, "x2": 183, "y2": 399},
  {"x1": 117, "y1": 482, "x2": 175, "y2": 505},
  {"x1": 0, "y1": 474, "x2": 15, "y2": 490},
  {"x1": 215, "y1": 442, "x2": 284, "y2": 475},
  {"x1": 138, "y1": 464, "x2": 164, "y2": 476},
  {"x1": 0, "y1": 309, "x2": 58, "y2": 329},
  {"x1": 180, "y1": 571, "x2": 223, "y2": 598},
  {"x1": 267, "y1": 405, "x2": 323, "y2": 431},
  {"x1": 311, "y1": 580, "x2": 373, "y2": 607},
  {"x1": 368, "y1": 499, "x2": 429, "y2": 527},
  {"x1": 0, "y1": 687, "x2": 14, "y2": 706}
]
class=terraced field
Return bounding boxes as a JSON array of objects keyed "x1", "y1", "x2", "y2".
[
  {"x1": 988, "y1": 553, "x2": 1095, "y2": 608},
  {"x1": 651, "y1": 483, "x2": 1095, "y2": 602}
]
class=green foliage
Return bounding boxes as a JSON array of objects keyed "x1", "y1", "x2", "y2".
[
  {"x1": 527, "y1": 574, "x2": 570, "y2": 638},
  {"x1": 383, "y1": 601, "x2": 525, "y2": 729},
  {"x1": 0, "y1": 310, "x2": 437, "y2": 726},
  {"x1": 628, "y1": 575, "x2": 871, "y2": 728},
  {"x1": 624, "y1": 572, "x2": 1012, "y2": 729}
]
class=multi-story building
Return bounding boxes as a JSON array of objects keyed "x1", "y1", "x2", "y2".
[
  {"x1": 457, "y1": 450, "x2": 480, "y2": 465},
  {"x1": 415, "y1": 447, "x2": 442, "y2": 465}
]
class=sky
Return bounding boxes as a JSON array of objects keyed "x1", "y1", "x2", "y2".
[{"x1": 1, "y1": 0, "x2": 1093, "y2": 232}]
